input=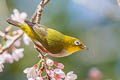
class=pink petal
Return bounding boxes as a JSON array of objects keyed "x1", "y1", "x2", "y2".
[
  {"x1": 54, "y1": 62, "x2": 64, "y2": 69},
  {"x1": 46, "y1": 58, "x2": 54, "y2": 66}
]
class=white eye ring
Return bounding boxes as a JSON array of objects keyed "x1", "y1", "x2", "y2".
[{"x1": 74, "y1": 40, "x2": 80, "y2": 45}]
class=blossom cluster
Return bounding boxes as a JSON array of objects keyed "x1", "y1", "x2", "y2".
[
  {"x1": 0, "y1": 48, "x2": 24, "y2": 72},
  {"x1": 11, "y1": 9, "x2": 31, "y2": 45},
  {"x1": 0, "y1": 9, "x2": 31, "y2": 72},
  {"x1": 24, "y1": 57, "x2": 77, "y2": 80}
]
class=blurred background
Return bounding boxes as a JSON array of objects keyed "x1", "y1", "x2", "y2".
[{"x1": 0, "y1": 0, "x2": 120, "y2": 80}]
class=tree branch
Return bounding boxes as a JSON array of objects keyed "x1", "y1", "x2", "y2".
[
  {"x1": 31, "y1": 0, "x2": 50, "y2": 24},
  {"x1": 0, "y1": 31, "x2": 24, "y2": 53}
]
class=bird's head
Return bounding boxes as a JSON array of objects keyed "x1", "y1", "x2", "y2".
[{"x1": 63, "y1": 35, "x2": 88, "y2": 54}]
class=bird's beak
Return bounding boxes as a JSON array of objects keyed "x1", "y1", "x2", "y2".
[
  {"x1": 83, "y1": 46, "x2": 88, "y2": 50},
  {"x1": 80, "y1": 45, "x2": 88, "y2": 50}
]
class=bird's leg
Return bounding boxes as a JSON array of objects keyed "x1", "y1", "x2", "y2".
[
  {"x1": 34, "y1": 45, "x2": 44, "y2": 58},
  {"x1": 33, "y1": 41, "x2": 49, "y2": 53}
]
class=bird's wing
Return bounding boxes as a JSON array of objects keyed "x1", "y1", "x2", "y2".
[
  {"x1": 25, "y1": 20, "x2": 48, "y2": 42},
  {"x1": 33, "y1": 24, "x2": 48, "y2": 38}
]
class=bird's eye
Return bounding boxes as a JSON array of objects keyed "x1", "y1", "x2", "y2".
[{"x1": 74, "y1": 40, "x2": 80, "y2": 46}]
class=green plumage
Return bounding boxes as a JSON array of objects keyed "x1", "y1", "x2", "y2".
[{"x1": 28, "y1": 23, "x2": 65, "y2": 54}]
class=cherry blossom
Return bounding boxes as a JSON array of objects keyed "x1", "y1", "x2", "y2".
[
  {"x1": 35, "y1": 77, "x2": 43, "y2": 80},
  {"x1": 46, "y1": 58, "x2": 54, "y2": 66},
  {"x1": 12, "y1": 48, "x2": 24, "y2": 61},
  {"x1": 24, "y1": 65, "x2": 40, "y2": 80},
  {"x1": 11, "y1": 9, "x2": 31, "y2": 45},
  {"x1": 14, "y1": 39, "x2": 21, "y2": 47},
  {"x1": 65, "y1": 71, "x2": 77, "y2": 80},
  {"x1": 6, "y1": 37, "x2": 21, "y2": 47},
  {"x1": 24, "y1": 57, "x2": 78, "y2": 80},
  {"x1": 0, "y1": 54, "x2": 5, "y2": 64},
  {"x1": 54, "y1": 69, "x2": 65, "y2": 80},
  {"x1": 2, "y1": 52, "x2": 14, "y2": 63},
  {"x1": 46, "y1": 69, "x2": 55, "y2": 78},
  {"x1": 54, "y1": 62, "x2": 64, "y2": 69},
  {"x1": 23, "y1": 34, "x2": 31, "y2": 45},
  {"x1": 88, "y1": 67, "x2": 103, "y2": 80},
  {"x1": 11, "y1": 9, "x2": 27, "y2": 23},
  {"x1": 0, "y1": 51, "x2": 13, "y2": 72},
  {"x1": 0, "y1": 48, "x2": 24, "y2": 72},
  {"x1": 12, "y1": 30, "x2": 23, "y2": 35},
  {"x1": 7, "y1": 30, "x2": 22, "y2": 47},
  {"x1": 13, "y1": 30, "x2": 31, "y2": 46},
  {"x1": 47, "y1": 69, "x2": 65, "y2": 80},
  {"x1": 0, "y1": 52, "x2": 13, "y2": 72}
]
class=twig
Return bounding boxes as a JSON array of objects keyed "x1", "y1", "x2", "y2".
[
  {"x1": 0, "y1": 31, "x2": 24, "y2": 53},
  {"x1": 31, "y1": 0, "x2": 50, "y2": 24}
]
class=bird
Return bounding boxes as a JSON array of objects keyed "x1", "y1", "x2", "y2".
[{"x1": 7, "y1": 19, "x2": 88, "y2": 57}]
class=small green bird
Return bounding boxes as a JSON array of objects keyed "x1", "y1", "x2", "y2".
[{"x1": 7, "y1": 19, "x2": 88, "y2": 57}]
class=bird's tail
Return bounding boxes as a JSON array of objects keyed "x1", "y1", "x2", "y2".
[
  {"x1": 7, "y1": 19, "x2": 36, "y2": 40},
  {"x1": 7, "y1": 19, "x2": 20, "y2": 27},
  {"x1": 7, "y1": 19, "x2": 29, "y2": 31},
  {"x1": 7, "y1": 19, "x2": 35, "y2": 29}
]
